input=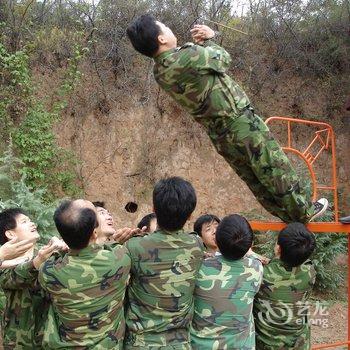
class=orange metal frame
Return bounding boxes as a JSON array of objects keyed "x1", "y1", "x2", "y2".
[{"x1": 247, "y1": 116, "x2": 350, "y2": 349}]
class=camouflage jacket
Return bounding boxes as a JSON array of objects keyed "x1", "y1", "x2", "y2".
[
  {"x1": 38, "y1": 243, "x2": 130, "y2": 349},
  {"x1": 153, "y1": 40, "x2": 251, "y2": 128},
  {"x1": 124, "y1": 229, "x2": 204, "y2": 349},
  {"x1": 190, "y1": 254, "x2": 263, "y2": 350},
  {"x1": 0, "y1": 260, "x2": 49, "y2": 349},
  {"x1": 253, "y1": 258, "x2": 316, "y2": 350}
]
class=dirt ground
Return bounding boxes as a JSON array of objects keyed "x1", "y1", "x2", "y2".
[
  {"x1": 312, "y1": 258, "x2": 348, "y2": 349},
  {"x1": 311, "y1": 302, "x2": 348, "y2": 348}
]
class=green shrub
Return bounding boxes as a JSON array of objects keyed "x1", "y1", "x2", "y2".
[
  {"x1": 0, "y1": 142, "x2": 58, "y2": 244},
  {"x1": 0, "y1": 42, "x2": 84, "y2": 201}
]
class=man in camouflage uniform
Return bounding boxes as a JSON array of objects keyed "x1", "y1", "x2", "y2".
[
  {"x1": 0, "y1": 208, "x2": 57, "y2": 349},
  {"x1": 38, "y1": 199, "x2": 131, "y2": 349},
  {"x1": 0, "y1": 235, "x2": 37, "y2": 319},
  {"x1": 127, "y1": 15, "x2": 328, "y2": 223},
  {"x1": 124, "y1": 177, "x2": 204, "y2": 349},
  {"x1": 253, "y1": 223, "x2": 316, "y2": 350},
  {"x1": 190, "y1": 214, "x2": 263, "y2": 350},
  {"x1": 0, "y1": 261, "x2": 49, "y2": 349}
]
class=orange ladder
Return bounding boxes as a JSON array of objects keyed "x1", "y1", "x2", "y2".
[{"x1": 248, "y1": 116, "x2": 350, "y2": 349}]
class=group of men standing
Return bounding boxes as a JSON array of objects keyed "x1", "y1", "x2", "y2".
[
  {"x1": 0, "y1": 12, "x2": 342, "y2": 350},
  {"x1": 0, "y1": 176, "x2": 316, "y2": 349}
]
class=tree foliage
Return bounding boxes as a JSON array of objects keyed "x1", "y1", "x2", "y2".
[
  {"x1": 0, "y1": 34, "x2": 86, "y2": 200},
  {"x1": 1, "y1": 0, "x2": 348, "y2": 111},
  {"x1": 0, "y1": 141, "x2": 58, "y2": 243}
]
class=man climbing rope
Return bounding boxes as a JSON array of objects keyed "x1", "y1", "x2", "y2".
[{"x1": 126, "y1": 15, "x2": 328, "y2": 223}]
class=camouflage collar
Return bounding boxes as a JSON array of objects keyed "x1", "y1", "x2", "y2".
[
  {"x1": 68, "y1": 244, "x2": 100, "y2": 256},
  {"x1": 154, "y1": 48, "x2": 178, "y2": 63},
  {"x1": 271, "y1": 257, "x2": 313, "y2": 271},
  {"x1": 157, "y1": 228, "x2": 186, "y2": 235}
]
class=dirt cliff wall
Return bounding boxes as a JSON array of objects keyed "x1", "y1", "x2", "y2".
[{"x1": 51, "y1": 64, "x2": 350, "y2": 228}]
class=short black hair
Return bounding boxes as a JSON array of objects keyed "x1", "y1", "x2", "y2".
[
  {"x1": 278, "y1": 223, "x2": 316, "y2": 267},
  {"x1": 92, "y1": 201, "x2": 105, "y2": 208},
  {"x1": 127, "y1": 14, "x2": 161, "y2": 57},
  {"x1": 0, "y1": 208, "x2": 26, "y2": 245},
  {"x1": 153, "y1": 177, "x2": 196, "y2": 231},
  {"x1": 215, "y1": 214, "x2": 253, "y2": 260},
  {"x1": 137, "y1": 213, "x2": 156, "y2": 231},
  {"x1": 54, "y1": 200, "x2": 98, "y2": 250},
  {"x1": 193, "y1": 214, "x2": 220, "y2": 236}
]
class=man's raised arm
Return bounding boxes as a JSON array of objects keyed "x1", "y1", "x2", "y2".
[{"x1": 189, "y1": 24, "x2": 232, "y2": 73}]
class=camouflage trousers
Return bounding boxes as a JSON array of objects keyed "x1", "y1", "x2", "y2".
[
  {"x1": 255, "y1": 324, "x2": 311, "y2": 350},
  {"x1": 204, "y1": 107, "x2": 314, "y2": 223}
]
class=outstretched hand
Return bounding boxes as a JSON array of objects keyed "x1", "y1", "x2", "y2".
[
  {"x1": 112, "y1": 226, "x2": 147, "y2": 244},
  {"x1": 190, "y1": 24, "x2": 215, "y2": 44},
  {"x1": 0, "y1": 238, "x2": 35, "y2": 261},
  {"x1": 50, "y1": 236, "x2": 69, "y2": 252},
  {"x1": 33, "y1": 242, "x2": 59, "y2": 270}
]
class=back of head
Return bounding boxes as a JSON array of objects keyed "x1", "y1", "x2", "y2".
[
  {"x1": 216, "y1": 214, "x2": 253, "y2": 260},
  {"x1": 193, "y1": 214, "x2": 220, "y2": 236},
  {"x1": 153, "y1": 177, "x2": 196, "y2": 231},
  {"x1": 278, "y1": 223, "x2": 316, "y2": 267},
  {"x1": 0, "y1": 208, "x2": 26, "y2": 245},
  {"x1": 54, "y1": 200, "x2": 97, "y2": 250},
  {"x1": 127, "y1": 14, "x2": 160, "y2": 57},
  {"x1": 137, "y1": 213, "x2": 156, "y2": 231}
]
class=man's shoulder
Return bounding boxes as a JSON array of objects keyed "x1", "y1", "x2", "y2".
[
  {"x1": 157, "y1": 43, "x2": 203, "y2": 64},
  {"x1": 262, "y1": 258, "x2": 284, "y2": 279},
  {"x1": 201, "y1": 255, "x2": 262, "y2": 276},
  {"x1": 40, "y1": 245, "x2": 131, "y2": 286},
  {"x1": 88, "y1": 244, "x2": 129, "y2": 266},
  {"x1": 264, "y1": 258, "x2": 315, "y2": 284},
  {"x1": 125, "y1": 231, "x2": 169, "y2": 250},
  {"x1": 200, "y1": 255, "x2": 222, "y2": 272},
  {"x1": 177, "y1": 42, "x2": 206, "y2": 58},
  {"x1": 298, "y1": 259, "x2": 316, "y2": 282},
  {"x1": 126, "y1": 230, "x2": 203, "y2": 253},
  {"x1": 179, "y1": 42, "x2": 195, "y2": 50},
  {"x1": 41, "y1": 244, "x2": 129, "y2": 270},
  {"x1": 243, "y1": 255, "x2": 264, "y2": 273},
  {"x1": 104, "y1": 242, "x2": 128, "y2": 253},
  {"x1": 125, "y1": 233, "x2": 151, "y2": 248},
  {"x1": 300, "y1": 259, "x2": 315, "y2": 270}
]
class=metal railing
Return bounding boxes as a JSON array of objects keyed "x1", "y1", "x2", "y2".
[{"x1": 247, "y1": 116, "x2": 350, "y2": 349}]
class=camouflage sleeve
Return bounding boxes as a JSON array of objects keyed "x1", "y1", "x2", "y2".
[
  {"x1": 0, "y1": 261, "x2": 38, "y2": 290},
  {"x1": 124, "y1": 239, "x2": 136, "y2": 273},
  {"x1": 198, "y1": 39, "x2": 232, "y2": 72},
  {"x1": 124, "y1": 243, "x2": 132, "y2": 259},
  {"x1": 38, "y1": 253, "x2": 63, "y2": 292}
]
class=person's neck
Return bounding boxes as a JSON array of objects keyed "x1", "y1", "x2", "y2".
[
  {"x1": 95, "y1": 234, "x2": 109, "y2": 244},
  {"x1": 23, "y1": 246, "x2": 35, "y2": 259},
  {"x1": 154, "y1": 45, "x2": 176, "y2": 57},
  {"x1": 207, "y1": 247, "x2": 218, "y2": 254}
]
